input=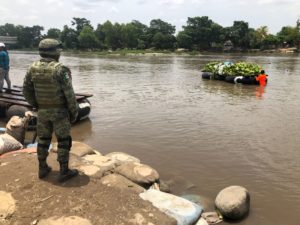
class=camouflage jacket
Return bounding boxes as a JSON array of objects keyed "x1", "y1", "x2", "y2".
[{"x1": 23, "y1": 58, "x2": 78, "y2": 120}]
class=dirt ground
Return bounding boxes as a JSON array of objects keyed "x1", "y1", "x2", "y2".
[{"x1": 0, "y1": 151, "x2": 176, "y2": 225}]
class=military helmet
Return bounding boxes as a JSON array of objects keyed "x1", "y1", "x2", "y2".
[{"x1": 38, "y1": 38, "x2": 62, "y2": 57}]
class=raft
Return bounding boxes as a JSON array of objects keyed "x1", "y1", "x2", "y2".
[
  {"x1": 0, "y1": 85, "x2": 92, "y2": 123},
  {"x1": 202, "y1": 72, "x2": 263, "y2": 85}
]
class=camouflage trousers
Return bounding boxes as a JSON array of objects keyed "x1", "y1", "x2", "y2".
[{"x1": 37, "y1": 108, "x2": 72, "y2": 163}]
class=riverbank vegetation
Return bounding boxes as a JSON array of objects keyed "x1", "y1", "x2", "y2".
[{"x1": 1, "y1": 16, "x2": 300, "y2": 52}]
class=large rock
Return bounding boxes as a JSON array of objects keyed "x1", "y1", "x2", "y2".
[
  {"x1": 215, "y1": 186, "x2": 250, "y2": 220},
  {"x1": 105, "y1": 152, "x2": 140, "y2": 166},
  {"x1": 51, "y1": 141, "x2": 98, "y2": 157},
  {"x1": 0, "y1": 191, "x2": 16, "y2": 220},
  {"x1": 140, "y1": 189, "x2": 203, "y2": 225},
  {"x1": 116, "y1": 162, "x2": 159, "y2": 185}
]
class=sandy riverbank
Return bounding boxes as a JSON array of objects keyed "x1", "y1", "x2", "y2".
[{"x1": 0, "y1": 150, "x2": 176, "y2": 225}]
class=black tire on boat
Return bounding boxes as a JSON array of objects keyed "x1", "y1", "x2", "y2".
[
  {"x1": 75, "y1": 99, "x2": 91, "y2": 123},
  {"x1": 202, "y1": 72, "x2": 213, "y2": 79},
  {"x1": 225, "y1": 76, "x2": 236, "y2": 83},
  {"x1": 239, "y1": 76, "x2": 259, "y2": 85},
  {"x1": 214, "y1": 74, "x2": 225, "y2": 81}
]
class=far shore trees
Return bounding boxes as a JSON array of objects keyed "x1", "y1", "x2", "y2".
[{"x1": 0, "y1": 16, "x2": 299, "y2": 51}]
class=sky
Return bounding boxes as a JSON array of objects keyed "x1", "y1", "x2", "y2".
[{"x1": 0, "y1": 0, "x2": 299, "y2": 34}]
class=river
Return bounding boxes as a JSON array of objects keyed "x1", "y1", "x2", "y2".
[{"x1": 7, "y1": 51, "x2": 300, "y2": 225}]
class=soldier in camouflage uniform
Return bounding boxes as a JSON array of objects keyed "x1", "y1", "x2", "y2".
[{"x1": 23, "y1": 38, "x2": 79, "y2": 182}]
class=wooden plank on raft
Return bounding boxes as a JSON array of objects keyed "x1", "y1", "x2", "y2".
[
  {"x1": 0, "y1": 92, "x2": 88, "y2": 103},
  {"x1": 11, "y1": 85, "x2": 93, "y2": 98},
  {"x1": 0, "y1": 97, "x2": 31, "y2": 107}
]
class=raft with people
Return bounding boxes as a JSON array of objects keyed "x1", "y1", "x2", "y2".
[
  {"x1": 0, "y1": 85, "x2": 92, "y2": 124},
  {"x1": 201, "y1": 61, "x2": 268, "y2": 85}
]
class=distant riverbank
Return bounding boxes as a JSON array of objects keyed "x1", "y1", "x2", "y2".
[{"x1": 11, "y1": 47, "x2": 299, "y2": 57}]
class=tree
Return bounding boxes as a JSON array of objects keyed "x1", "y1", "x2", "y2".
[
  {"x1": 147, "y1": 19, "x2": 176, "y2": 49},
  {"x1": 122, "y1": 20, "x2": 148, "y2": 49},
  {"x1": 71, "y1": 17, "x2": 92, "y2": 34},
  {"x1": 226, "y1": 21, "x2": 251, "y2": 49},
  {"x1": 60, "y1": 25, "x2": 77, "y2": 48},
  {"x1": 179, "y1": 16, "x2": 224, "y2": 50},
  {"x1": 277, "y1": 26, "x2": 299, "y2": 47},
  {"x1": 98, "y1": 21, "x2": 125, "y2": 50},
  {"x1": 46, "y1": 28, "x2": 61, "y2": 39},
  {"x1": 0, "y1": 23, "x2": 20, "y2": 36},
  {"x1": 249, "y1": 26, "x2": 269, "y2": 49},
  {"x1": 177, "y1": 32, "x2": 193, "y2": 49},
  {"x1": 17, "y1": 25, "x2": 44, "y2": 48},
  {"x1": 78, "y1": 26, "x2": 99, "y2": 49}
]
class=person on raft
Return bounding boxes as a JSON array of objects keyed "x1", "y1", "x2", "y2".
[{"x1": 255, "y1": 70, "x2": 268, "y2": 86}]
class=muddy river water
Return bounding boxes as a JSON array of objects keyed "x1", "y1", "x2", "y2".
[{"x1": 8, "y1": 51, "x2": 300, "y2": 225}]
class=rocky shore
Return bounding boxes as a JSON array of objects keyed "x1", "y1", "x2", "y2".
[{"x1": 0, "y1": 140, "x2": 250, "y2": 225}]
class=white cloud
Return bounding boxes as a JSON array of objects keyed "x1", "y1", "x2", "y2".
[
  {"x1": 159, "y1": 0, "x2": 185, "y2": 5},
  {"x1": 0, "y1": 0, "x2": 299, "y2": 34},
  {"x1": 72, "y1": 6, "x2": 96, "y2": 13},
  {"x1": 109, "y1": 6, "x2": 119, "y2": 14}
]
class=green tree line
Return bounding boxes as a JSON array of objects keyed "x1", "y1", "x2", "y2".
[{"x1": 1, "y1": 16, "x2": 299, "y2": 51}]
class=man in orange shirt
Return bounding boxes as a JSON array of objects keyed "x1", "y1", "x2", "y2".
[{"x1": 256, "y1": 70, "x2": 268, "y2": 86}]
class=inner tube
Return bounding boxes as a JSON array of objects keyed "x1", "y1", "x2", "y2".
[
  {"x1": 225, "y1": 76, "x2": 260, "y2": 85},
  {"x1": 234, "y1": 76, "x2": 244, "y2": 84},
  {"x1": 5, "y1": 99, "x2": 91, "y2": 126},
  {"x1": 76, "y1": 99, "x2": 91, "y2": 122},
  {"x1": 225, "y1": 76, "x2": 235, "y2": 83},
  {"x1": 238, "y1": 76, "x2": 259, "y2": 85},
  {"x1": 202, "y1": 72, "x2": 213, "y2": 79}
]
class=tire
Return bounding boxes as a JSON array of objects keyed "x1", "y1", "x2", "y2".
[
  {"x1": 202, "y1": 72, "x2": 213, "y2": 79},
  {"x1": 239, "y1": 76, "x2": 259, "y2": 85},
  {"x1": 214, "y1": 74, "x2": 226, "y2": 81},
  {"x1": 225, "y1": 76, "x2": 236, "y2": 83},
  {"x1": 75, "y1": 99, "x2": 91, "y2": 123}
]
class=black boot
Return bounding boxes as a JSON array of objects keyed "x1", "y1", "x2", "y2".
[
  {"x1": 58, "y1": 162, "x2": 78, "y2": 183},
  {"x1": 38, "y1": 160, "x2": 52, "y2": 179}
]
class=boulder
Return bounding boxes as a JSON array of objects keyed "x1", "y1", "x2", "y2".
[
  {"x1": 51, "y1": 141, "x2": 98, "y2": 157},
  {"x1": 101, "y1": 174, "x2": 144, "y2": 194},
  {"x1": 159, "y1": 180, "x2": 171, "y2": 193},
  {"x1": 38, "y1": 216, "x2": 92, "y2": 225},
  {"x1": 105, "y1": 152, "x2": 140, "y2": 166},
  {"x1": 0, "y1": 191, "x2": 16, "y2": 220},
  {"x1": 115, "y1": 162, "x2": 159, "y2": 185},
  {"x1": 140, "y1": 189, "x2": 203, "y2": 225},
  {"x1": 215, "y1": 186, "x2": 250, "y2": 220}
]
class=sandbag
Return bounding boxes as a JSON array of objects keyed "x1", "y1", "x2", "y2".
[
  {"x1": 105, "y1": 152, "x2": 140, "y2": 166},
  {"x1": 140, "y1": 189, "x2": 203, "y2": 225},
  {"x1": 5, "y1": 116, "x2": 30, "y2": 144},
  {"x1": 116, "y1": 162, "x2": 159, "y2": 185},
  {"x1": 0, "y1": 133, "x2": 23, "y2": 155},
  {"x1": 51, "y1": 141, "x2": 97, "y2": 157},
  {"x1": 83, "y1": 155, "x2": 115, "y2": 174}
]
